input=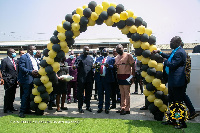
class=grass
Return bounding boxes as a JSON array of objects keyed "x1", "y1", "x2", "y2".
[{"x1": 0, "y1": 114, "x2": 200, "y2": 133}]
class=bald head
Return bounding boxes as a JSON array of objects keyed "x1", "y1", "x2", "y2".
[{"x1": 83, "y1": 46, "x2": 89, "y2": 56}]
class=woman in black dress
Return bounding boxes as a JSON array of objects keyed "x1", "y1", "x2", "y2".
[{"x1": 54, "y1": 57, "x2": 69, "y2": 112}]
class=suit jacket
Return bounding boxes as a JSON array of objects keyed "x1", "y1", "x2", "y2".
[
  {"x1": 75, "y1": 54, "x2": 94, "y2": 83},
  {"x1": 161, "y1": 47, "x2": 186, "y2": 87},
  {"x1": 94, "y1": 56, "x2": 115, "y2": 82},
  {"x1": 1, "y1": 57, "x2": 18, "y2": 89},
  {"x1": 18, "y1": 53, "x2": 39, "y2": 84}
]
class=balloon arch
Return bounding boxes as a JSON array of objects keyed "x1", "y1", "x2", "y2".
[{"x1": 31, "y1": 1, "x2": 168, "y2": 119}]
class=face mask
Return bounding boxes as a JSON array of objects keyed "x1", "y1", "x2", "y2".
[
  {"x1": 70, "y1": 55, "x2": 74, "y2": 59},
  {"x1": 33, "y1": 50, "x2": 37, "y2": 55},
  {"x1": 11, "y1": 53, "x2": 16, "y2": 58}
]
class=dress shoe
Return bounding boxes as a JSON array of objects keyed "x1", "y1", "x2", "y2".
[
  {"x1": 116, "y1": 109, "x2": 121, "y2": 113},
  {"x1": 4, "y1": 110, "x2": 13, "y2": 114},
  {"x1": 188, "y1": 112, "x2": 199, "y2": 120},
  {"x1": 110, "y1": 106, "x2": 116, "y2": 109},
  {"x1": 74, "y1": 99, "x2": 77, "y2": 103},
  {"x1": 61, "y1": 107, "x2": 68, "y2": 110},
  {"x1": 126, "y1": 111, "x2": 130, "y2": 114},
  {"x1": 19, "y1": 112, "x2": 25, "y2": 118},
  {"x1": 56, "y1": 109, "x2": 62, "y2": 112},
  {"x1": 86, "y1": 107, "x2": 92, "y2": 112},
  {"x1": 78, "y1": 108, "x2": 84, "y2": 113},
  {"x1": 11, "y1": 108, "x2": 18, "y2": 111},
  {"x1": 174, "y1": 124, "x2": 187, "y2": 129},
  {"x1": 120, "y1": 109, "x2": 126, "y2": 115},
  {"x1": 140, "y1": 106, "x2": 148, "y2": 110},
  {"x1": 97, "y1": 109, "x2": 103, "y2": 113},
  {"x1": 67, "y1": 100, "x2": 71, "y2": 104},
  {"x1": 105, "y1": 109, "x2": 109, "y2": 114}
]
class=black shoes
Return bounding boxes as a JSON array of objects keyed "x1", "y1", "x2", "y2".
[
  {"x1": 61, "y1": 107, "x2": 68, "y2": 110},
  {"x1": 126, "y1": 111, "x2": 130, "y2": 114},
  {"x1": 188, "y1": 112, "x2": 199, "y2": 120},
  {"x1": 105, "y1": 109, "x2": 109, "y2": 114},
  {"x1": 48, "y1": 106, "x2": 53, "y2": 110},
  {"x1": 78, "y1": 108, "x2": 84, "y2": 113},
  {"x1": 140, "y1": 106, "x2": 148, "y2": 110},
  {"x1": 4, "y1": 110, "x2": 13, "y2": 114},
  {"x1": 24, "y1": 110, "x2": 33, "y2": 114},
  {"x1": 110, "y1": 106, "x2": 116, "y2": 109},
  {"x1": 56, "y1": 109, "x2": 62, "y2": 112},
  {"x1": 116, "y1": 109, "x2": 121, "y2": 113},
  {"x1": 97, "y1": 109, "x2": 103, "y2": 113},
  {"x1": 86, "y1": 107, "x2": 92, "y2": 112},
  {"x1": 11, "y1": 108, "x2": 18, "y2": 111},
  {"x1": 74, "y1": 99, "x2": 77, "y2": 103},
  {"x1": 19, "y1": 112, "x2": 25, "y2": 118},
  {"x1": 120, "y1": 109, "x2": 126, "y2": 115}
]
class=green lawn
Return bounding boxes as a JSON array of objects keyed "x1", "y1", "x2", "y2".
[{"x1": 0, "y1": 115, "x2": 199, "y2": 133}]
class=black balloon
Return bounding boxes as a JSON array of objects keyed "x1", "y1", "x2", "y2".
[
  {"x1": 50, "y1": 36, "x2": 60, "y2": 44},
  {"x1": 47, "y1": 72, "x2": 56, "y2": 80},
  {"x1": 63, "y1": 21, "x2": 71, "y2": 31},
  {"x1": 30, "y1": 94, "x2": 35, "y2": 100},
  {"x1": 117, "y1": 20, "x2": 126, "y2": 29},
  {"x1": 37, "y1": 85, "x2": 46, "y2": 94},
  {"x1": 54, "y1": 57, "x2": 62, "y2": 62},
  {"x1": 112, "y1": 22, "x2": 117, "y2": 27},
  {"x1": 96, "y1": 17, "x2": 104, "y2": 25},
  {"x1": 57, "y1": 50, "x2": 65, "y2": 59},
  {"x1": 143, "y1": 79, "x2": 148, "y2": 85},
  {"x1": 83, "y1": 8, "x2": 92, "y2": 18},
  {"x1": 65, "y1": 14, "x2": 73, "y2": 23},
  {"x1": 79, "y1": 24, "x2": 87, "y2": 33},
  {"x1": 141, "y1": 33, "x2": 149, "y2": 42},
  {"x1": 35, "y1": 108, "x2": 44, "y2": 115},
  {"x1": 40, "y1": 60, "x2": 48, "y2": 68},
  {"x1": 33, "y1": 78, "x2": 43, "y2": 86},
  {"x1": 155, "y1": 71, "x2": 163, "y2": 79},
  {"x1": 40, "y1": 92, "x2": 50, "y2": 102},
  {"x1": 155, "y1": 91, "x2": 164, "y2": 99},
  {"x1": 116, "y1": 4, "x2": 124, "y2": 14},
  {"x1": 65, "y1": 31, "x2": 74, "y2": 39},
  {"x1": 45, "y1": 66, "x2": 54, "y2": 74},
  {"x1": 88, "y1": 1, "x2": 97, "y2": 12},
  {"x1": 147, "y1": 67, "x2": 156, "y2": 76},
  {"x1": 50, "y1": 76, "x2": 58, "y2": 84},
  {"x1": 142, "y1": 50, "x2": 151, "y2": 58},
  {"x1": 53, "y1": 30, "x2": 58, "y2": 36},
  {"x1": 135, "y1": 17, "x2": 143, "y2": 27},
  {"x1": 153, "y1": 111, "x2": 164, "y2": 121},
  {"x1": 146, "y1": 83, "x2": 156, "y2": 91},
  {"x1": 72, "y1": 10, "x2": 76, "y2": 15},
  {"x1": 141, "y1": 64, "x2": 149, "y2": 71},
  {"x1": 107, "y1": 6, "x2": 116, "y2": 16},
  {"x1": 99, "y1": 11, "x2": 108, "y2": 20},
  {"x1": 52, "y1": 44, "x2": 61, "y2": 52},
  {"x1": 126, "y1": 32, "x2": 132, "y2": 38},
  {"x1": 149, "y1": 35, "x2": 156, "y2": 45},
  {"x1": 66, "y1": 38, "x2": 75, "y2": 47},
  {"x1": 43, "y1": 48, "x2": 49, "y2": 57},
  {"x1": 145, "y1": 98, "x2": 152, "y2": 107},
  {"x1": 162, "y1": 95, "x2": 169, "y2": 105},
  {"x1": 126, "y1": 17, "x2": 135, "y2": 26},
  {"x1": 148, "y1": 103, "x2": 159, "y2": 114},
  {"x1": 80, "y1": 16, "x2": 89, "y2": 25},
  {"x1": 30, "y1": 101, "x2": 38, "y2": 111},
  {"x1": 142, "y1": 21, "x2": 147, "y2": 28},
  {"x1": 157, "y1": 56, "x2": 164, "y2": 63},
  {"x1": 135, "y1": 48, "x2": 143, "y2": 56},
  {"x1": 131, "y1": 33, "x2": 141, "y2": 41}
]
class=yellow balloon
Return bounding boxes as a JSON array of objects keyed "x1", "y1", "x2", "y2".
[
  {"x1": 91, "y1": 12, "x2": 99, "y2": 21},
  {"x1": 48, "y1": 50, "x2": 57, "y2": 59},
  {"x1": 95, "y1": 5, "x2": 103, "y2": 15},
  {"x1": 141, "y1": 57, "x2": 150, "y2": 64},
  {"x1": 110, "y1": 2, "x2": 117, "y2": 8},
  {"x1": 129, "y1": 38, "x2": 134, "y2": 44},
  {"x1": 34, "y1": 95, "x2": 42, "y2": 103},
  {"x1": 38, "y1": 67, "x2": 47, "y2": 76},
  {"x1": 45, "y1": 57, "x2": 54, "y2": 65},
  {"x1": 152, "y1": 78, "x2": 161, "y2": 88},
  {"x1": 38, "y1": 102, "x2": 47, "y2": 110},
  {"x1": 156, "y1": 63, "x2": 163, "y2": 71},
  {"x1": 51, "y1": 62, "x2": 60, "y2": 72},
  {"x1": 129, "y1": 25, "x2": 137, "y2": 33},
  {"x1": 163, "y1": 87, "x2": 168, "y2": 95},
  {"x1": 72, "y1": 14, "x2": 81, "y2": 23},
  {"x1": 148, "y1": 60, "x2": 157, "y2": 68},
  {"x1": 159, "y1": 104, "x2": 167, "y2": 112},
  {"x1": 149, "y1": 45, "x2": 157, "y2": 52},
  {"x1": 44, "y1": 81, "x2": 52, "y2": 89},
  {"x1": 126, "y1": 10, "x2": 134, "y2": 17},
  {"x1": 57, "y1": 24, "x2": 65, "y2": 33},
  {"x1": 121, "y1": 26, "x2": 129, "y2": 34},
  {"x1": 112, "y1": 13, "x2": 120, "y2": 23},
  {"x1": 147, "y1": 94, "x2": 156, "y2": 102},
  {"x1": 46, "y1": 87, "x2": 53, "y2": 94},
  {"x1": 105, "y1": 16, "x2": 114, "y2": 26},
  {"x1": 145, "y1": 28, "x2": 152, "y2": 36},
  {"x1": 102, "y1": 1, "x2": 110, "y2": 11},
  {"x1": 32, "y1": 88, "x2": 40, "y2": 95},
  {"x1": 72, "y1": 22, "x2": 80, "y2": 31},
  {"x1": 145, "y1": 75, "x2": 155, "y2": 83},
  {"x1": 154, "y1": 99, "x2": 163, "y2": 107},
  {"x1": 157, "y1": 84, "x2": 166, "y2": 91},
  {"x1": 82, "y1": 4, "x2": 88, "y2": 9},
  {"x1": 132, "y1": 15, "x2": 137, "y2": 19},
  {"x1": 47, "y1": 42, "x2": 53, "y2": 50},
  {"x1": 133, "y1": 41, "x2": 142, "y2": 48},
  {"x1": 59, "y1": 41, "x2": 68, "y2": 49},
  {"x1": 40, "y1": 75, "x2": 49, "y2": 84},
  {"x1": 88, "y1": 18, "x2": 96, "y2": 26},
  {"x1": 137, "y1": 55, "x2": 143, "y2": 61},
  {"x1": 137, "y1": 26, "x2": 145, "y2": 34},
  {"x1": 57, "y1": 33, "x2": 66, "y2": 41},
  {"x1": 120, "y1": 11, "x2": 128, "y2": 20},
  {"x1": 33, "y1": 84, "x2": 38, "y2": 88},
  {"x1": 76, "y1": 7, "x2": 83, "y2": 16},
  {"x1": 141, "y1": 71, "x2": 147, "y2": 78},
  {"x1": 143, "y1": 89, "x2": 153, "y2": 96},
  {"x1": 73, "y1": 30, "x2": 80, "y2": 37},
  {"x1": 61, "y1": 46, "x2": 69, "y2": 53},
  {"x1": 141, "y1": 42, "x2": 150, "y2": 50}
]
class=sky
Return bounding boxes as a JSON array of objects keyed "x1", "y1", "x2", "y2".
[{"x1": 0, "y1": 0, "x2": 200, "y2": 44}]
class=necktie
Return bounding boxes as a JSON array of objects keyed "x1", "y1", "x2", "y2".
[
  {"x1": 100, "y1": 58, "x2": 106, "y2": 74},
  {"x1": 12, "y1": 58, "x2": 16, "y2": 70}
]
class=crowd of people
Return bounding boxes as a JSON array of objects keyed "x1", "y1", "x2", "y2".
[{"x1": 0, "y1": 37, "x2": 199, "y2": 129}]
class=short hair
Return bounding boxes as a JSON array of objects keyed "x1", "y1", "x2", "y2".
[
  {"x1": 27, "y1": 45, "x2": 35, "y2": 50},
  {"x1": 171, "y1": 36, "x2": 182, "y2": 46},
  {"x1": 116, "y1": 44, "x2": 123, "y2": 49},
  {"x1": 19, "y1": 48, "x2": 24, "y2": 55},
  {"x1": 7, "y1": 48, "x2": 13, "y2": 55}
]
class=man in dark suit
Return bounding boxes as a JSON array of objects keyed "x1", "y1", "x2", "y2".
[
  {"x1": 18, "y1": 45, "x2": 39, "y2": 118},
  {"x1": 1, "y1": 48, "x2": 18, "y2": 113},
  {"x1": 74, "y1": 46, "x2": 94, "y2": 113},
  {"x1": 95, "y1": 48, "x2": 115, "y2": 114}
]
